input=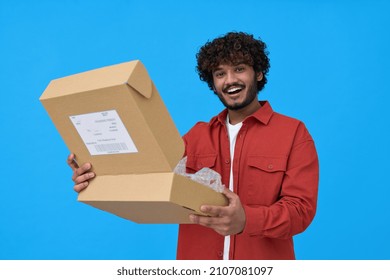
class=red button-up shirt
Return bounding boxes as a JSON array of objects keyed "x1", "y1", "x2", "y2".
[{"x1": 176, "y1": 101, "x2": 319, "y2": 260}]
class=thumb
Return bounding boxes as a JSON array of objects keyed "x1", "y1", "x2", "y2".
[{"x1": 222, "y1": 187, "x2": 236, "y2": 203}]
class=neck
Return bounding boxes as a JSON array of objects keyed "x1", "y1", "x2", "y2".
[{"x1": 228, "y1": 100, "x2": 261, "y2": 125}]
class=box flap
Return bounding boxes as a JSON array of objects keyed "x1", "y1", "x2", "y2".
[
  {"x1": 40, "y1": 61, "x2": 142, "y2": 100},
  {"x1": 40, "y1": 60, "x2": 184, "y2": 175},
  {"x1": 78, "y1": 172, "x2": 228, "y2": 224},
  {"x1": 126, "y1": 60, "x2": 153, "y2": 99}
]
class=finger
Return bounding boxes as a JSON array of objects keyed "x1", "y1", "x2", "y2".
[
  {"x1": 200, "y1": 205, "x2": 224, "y2": 217},
  {"x1": 71, "y1": 163, "x2": 93, "y2": 182},
  {"x1": 222, "y1": 187, "x2": 235, "y2": 199},
  {"x1": 67, "y1": 153, "x2": 79, "y2": 171},
  {"x1": 73, "y1": 181, "x2": 89, "y2": 193},
  {"x1": 190, "y1": 214, "x2": 231, "y2": 236},
  {"x1": 222, "y1": 188, "x2": 239, "y2": 205},
  {"x1": 189, "y1": 214, "x2": 199, "y2": 224},
  {"x1": 197, "y1": 216, "x2": 230, "y2": 235},
  {"x1": 191, "y1": 214, "x2": 216, "y2": 226},
  {"x1": 74, "y1": 172, "x2": 95, "y2": 185},
  {"x1": 74, "y1": 162, "x2": 92, "y2": 176}
]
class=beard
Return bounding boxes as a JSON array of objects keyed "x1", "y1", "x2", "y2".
[{"x1": 216, "y1": 76, "x2": 259, "y2": 111}]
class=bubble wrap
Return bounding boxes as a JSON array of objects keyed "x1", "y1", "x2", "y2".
[{"x1": 173, "y1": 156, "x2": 224, "y2": 193}]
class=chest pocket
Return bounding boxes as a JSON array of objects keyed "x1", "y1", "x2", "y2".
[
  {"x1": 248, "y1": 155, "x2": 287, "y2": 173},
  {"x1": 245, "y1": 155, "x2": 287, "y2": 205},
  {"x1": 186, "y1": 154, "x2": 217, "y2": 174}
]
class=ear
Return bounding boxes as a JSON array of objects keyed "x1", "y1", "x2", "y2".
[
  {"x1": 212, "y1": 83, "x2": 217, "y2": 93},
  {"x1": 256, "y1": 72, "x2": 263, "y2": 82}
]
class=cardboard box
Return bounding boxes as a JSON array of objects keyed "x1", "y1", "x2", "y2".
[{"x1": 40, "y1": 60, "x2": 228, "y2": 223}]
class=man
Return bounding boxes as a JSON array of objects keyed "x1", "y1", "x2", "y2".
[{"x1": 68, "y1": 32, "x2": 319, "y2": 260}]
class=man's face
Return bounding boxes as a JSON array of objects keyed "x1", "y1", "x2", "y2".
[{"x1": 212, "y1": 63, "x2": 263, "y2": 111}]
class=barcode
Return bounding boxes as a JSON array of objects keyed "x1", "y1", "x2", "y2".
[{"x1": 94, "y1": 142, "x2": 129, "y2": 153}]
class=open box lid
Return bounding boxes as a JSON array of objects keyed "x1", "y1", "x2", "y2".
[{"x1": 40, "y1": 60, "x2": 184, "y2": 175}]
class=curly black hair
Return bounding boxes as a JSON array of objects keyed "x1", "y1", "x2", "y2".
[{"x1": 196, "y1": 32, "x2": 270, "y2": 92}]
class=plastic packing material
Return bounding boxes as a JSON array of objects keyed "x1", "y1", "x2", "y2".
[{"x1": 173, "y1": 157, "x2": 225, "y2": 193}]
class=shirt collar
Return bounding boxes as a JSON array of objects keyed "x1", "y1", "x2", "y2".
[{"x1": 211, "y1": 101, "x2": 274, "y2": 126}]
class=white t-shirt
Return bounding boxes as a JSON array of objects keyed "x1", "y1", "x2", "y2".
[{"x1": 223, "y1": 115, "x2": 243, "y2": 260}]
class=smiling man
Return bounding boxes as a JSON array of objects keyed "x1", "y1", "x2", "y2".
[
  {"x1": 68, "y1": 32, "x2": 319, "y2": 260},
  {"x1": 177, "y1": 32, "x2": 319, "y2": 260}
]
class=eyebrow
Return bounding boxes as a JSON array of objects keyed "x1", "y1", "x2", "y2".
[
  {"x1": 233, "y1": 61, "x2": 246, "y2": 66},
  {"x1": 212, "y1": 61, "x2": 247, "y2": 73}
]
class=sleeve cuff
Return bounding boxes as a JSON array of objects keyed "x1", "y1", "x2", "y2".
[{"x1": 241, "y1": 205, "x2": 266, "y2": 236}]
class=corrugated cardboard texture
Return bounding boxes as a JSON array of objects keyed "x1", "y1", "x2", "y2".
[
  {"x1": 40, "y1": 60, "x2": 228, "y2": 224},
  {"x1": 40, "y1": 60, "x2": 183, "y2": 175},
  {"x1": 78, "y1": 173, "x2": 227, "y2": 223}
]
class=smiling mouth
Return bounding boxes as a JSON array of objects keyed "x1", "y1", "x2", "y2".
[{"x1": 223, "y1": 84, "x2": 245, "y2": 95}]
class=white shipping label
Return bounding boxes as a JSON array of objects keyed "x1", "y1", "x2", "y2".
[{"x1": 69, "y1": 110, "x2": 138, "y2": 155}]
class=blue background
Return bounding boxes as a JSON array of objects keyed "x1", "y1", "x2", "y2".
[{"x1": 1, "y1": 0, "x2": 389, "y2": 260}]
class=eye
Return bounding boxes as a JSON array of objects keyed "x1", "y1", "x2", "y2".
[
  {"x1": 214, "y1": 71, "x2": 225, "y2": 78},
  {"x1": 235, "y1": 66, "x2": 245, "y2": 72}
]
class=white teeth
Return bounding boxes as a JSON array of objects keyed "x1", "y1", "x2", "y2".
[{"x1": 227, "y1": 87, "x2": 242, "y2": 93}]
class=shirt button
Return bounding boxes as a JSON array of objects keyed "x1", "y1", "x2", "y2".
[
  {"x1": 267, "y1": 164, "x2": 273, "y2": 170},
  {"x1": 217, "y1": 251, "x2": 223, "y2": 257},
  {"x1": 225, "y1": 159, "x2": 230, "y2": 164}
]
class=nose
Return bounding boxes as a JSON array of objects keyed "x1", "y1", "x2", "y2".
[{"x1": 225, "y1": 70, "x2": 238, "y2": 85}]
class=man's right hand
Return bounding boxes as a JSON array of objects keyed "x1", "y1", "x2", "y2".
[{"x1": 67, "y1": 153, "x2": 95, "y2": 193}]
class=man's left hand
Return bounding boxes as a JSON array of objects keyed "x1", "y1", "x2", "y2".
[{"x1": 189, "y1": 188, "x2": 246, "y2": 236}]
